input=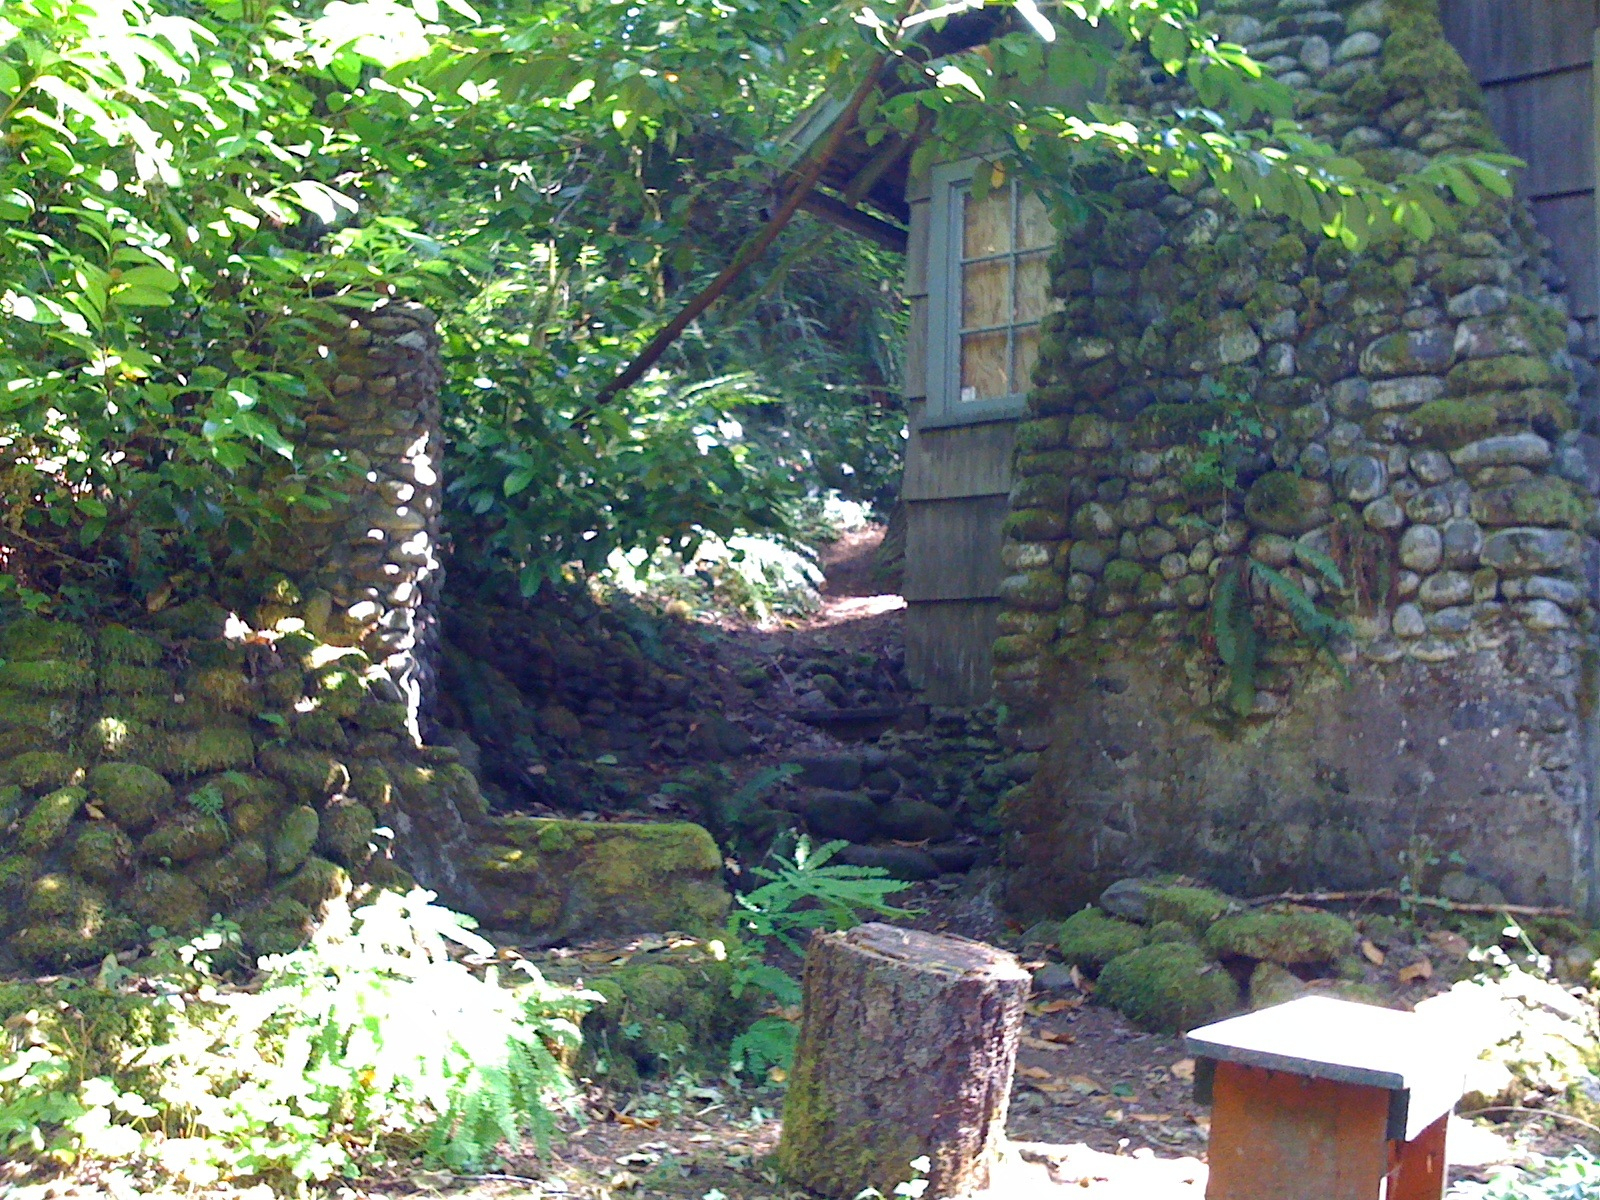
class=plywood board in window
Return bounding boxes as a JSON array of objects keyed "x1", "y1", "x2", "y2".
[
  {"x1": 903, "y1": 494, "x2": 1009, "y2": 601},
  {"x1": 905, "y1": 199, "x2": 931, "y2": 298},
  {"x1": 1531, "y1": 192, "x2": 1599, "y2": 318},
  {"x1": 1482, "y1": 69, "x2": 1594, "y2": 199},
  {"x1": 904, "y1": 296, "x2": 928, "y2": 400},
  {"x1": 905, "y1": 600, "x2": 1000, "y2": 705},
  {"x1": 1441, "y1": 0, "x2": 1596, "y2": 83},
  {"x1": 902, "y1": 420, "x2": 1015, "y2": 500}
]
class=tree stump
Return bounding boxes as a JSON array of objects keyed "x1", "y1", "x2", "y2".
[{"x1": 777, "y1": 922, "x2": 1031, "y2": 1198}]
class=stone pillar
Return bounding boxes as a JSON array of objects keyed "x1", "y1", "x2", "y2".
[
  {"x1": 293, "y1": 301, "x2": 445, "y2": 743},
  {"x1": 993, "y1": 0, "x2": 1600, "y2": 915}
]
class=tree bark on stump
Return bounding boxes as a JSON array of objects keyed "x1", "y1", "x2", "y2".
[{"x1": 777, "y1": 922, "x2": 1030, "y2": 1199}]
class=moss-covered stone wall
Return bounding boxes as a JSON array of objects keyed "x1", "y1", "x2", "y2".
[{"x1": 996, "y1": 0, "x2": 1600, "y2": 915}]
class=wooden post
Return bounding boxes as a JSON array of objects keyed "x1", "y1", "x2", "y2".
[{"x1": 777, "y1": 923, "x2": 1030, "y2": 1199}]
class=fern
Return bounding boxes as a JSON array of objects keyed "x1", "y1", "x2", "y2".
[
  {"x1": 1251, "y1": 562, "x2": 1352, "y2": 681},
  {"x1": 1212, "y1": 563, "x2": 1258, "y2": 717}
]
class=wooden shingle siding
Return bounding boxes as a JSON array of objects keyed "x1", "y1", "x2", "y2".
[
  {"x1": 1441, "y1": 1, "x2": 1600, "y2": 322},
  {"x1": 902, "y1": 420, "x2": 1015, "y2": 501},
  {"x1": 904, "y1": 601, "x2": 1001, "y2": 705}
]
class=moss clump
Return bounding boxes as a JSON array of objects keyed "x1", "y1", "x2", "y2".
[
  {"x1": 0, "y1": 617, "x2": 91, "y2": 663},
  {"x1": 98, "y1": 663, "x2": 173, "y2": 695},
  {"x1": 1146, "y1": 886, "x2": 1233, "y2": 931},
  {"x1": 348, "y1": 761, "x2": 394, "y2": 808},
  {"x1": 1147, "y1": 920, "x2": 1199, "y2": 945},
  {"x1": 1248, "y1": 962, "x2": 1305, "y2": 1010},
  {"x1": 19, "y1": 786, "x2": 86, "y2": 852},
  {"x1": 3, "y1": 751, "x2": 84, "y2": 791},
  {"x1": 189, "y1": 838, "x2": 269, "y2": 904},
  {"x1": 88, "y1": 762, "x2": 174, "y2": 830},
  {"x1": 85, "y1": 715, "x2": 154, "y2": 759},
  {"x1": 1475, "y1": 477, "x2": 1591, "y2": 530},
  {"x1": 185, "y1": 666, "x2": 257, "y2": 714},
  {"x1": 272, "y1": 805, "x2": 321, "y2": 875},
  {"x1": 353, "y1": 700, "x2": 408, "y2": 732},
  {"x1": 98, "y1": 625, "x2": 163, "y2": 666},
  {"x1": 1102, "y1": 559, "x2": 1144, "y2": 592},
  {"x1": 1244, "y1": 473, "x2": 1330, "y2": 536},
  {"x1": 1097, "y1": 942, "x2": 1241, "y2": 1033},
  {"x1": 236, "y1": 892, "x2": 315, "y2": 956},
  {"x1": 582, "y1": 945, "x2": 758, "y2": 1086},
  {"x1": 1403, "y1": 398, "x2": 1498, "y2": 449},
  {"x1": 318, "y1": 801, "x2": 376, "y2": 867},
  {"x1": 72, "y1": 824, "x2": 134, "y2": 884},
  {"x1": 0, "y1": 690, "x2": 79, "y2": 736},
  {"x1": 1449, "y1": 355, "x2": 1566, "y2": 394},
  {"x1": 260, "y1": 746, "x2": 346, "y2": 804},
  {"x1": 160, "y1": 724, "x2": 255, "y2": 775},
  {"x1": 1058, "y1": 907, "x2": 1148, "y2": 971},
  {"x1": 230, "y1": 796, "x2": 286, "y2": 839},
  {"x1": 0, "y1": 659, "x2": 96, "y2": 695},
  {"x1": 1206, "y1": 910, "x2": 1357, "y2": 965},
  {"x1": 314, "y1": 668, "x2": 367, "y2": 718},
  {"x1": 1132, "y1": 402, "x2": 1224, "y2": 449},
  {"x1": 126, "y1": 870, "x2": 210, "y2": 934},
  {"x1": 283, "y1": 855, "x2": 351, "y2": 909},
  {"x1": 139, "y1": 812, "x2": 229, "y2": 864}
]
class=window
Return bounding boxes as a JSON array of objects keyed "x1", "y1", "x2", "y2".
[{"x1": 925, "y1": 161, "x2": 1056, "y2": 426}]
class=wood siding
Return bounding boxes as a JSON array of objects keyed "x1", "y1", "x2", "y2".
[
  {"x1": 1442, "y1": 1, "x2": 1600, "y2": 327},
  {"x1": 904, "y1": 600, "x2": 1001, "y2": 706}
]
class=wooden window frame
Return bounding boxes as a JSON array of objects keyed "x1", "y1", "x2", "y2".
[{"x1": 923, "y1": 159, "x2": 1043, "y2": 429}]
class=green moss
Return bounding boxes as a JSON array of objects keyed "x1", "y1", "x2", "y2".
[
  {"x1": 1206, "y1": 910, "x2": 1357, "y2": 964},
  {"x1": 0, "y1": 659, "x2": 95, "y2": 696},
  {"x1": 314, "y1": 668, "x2": 366, "y2": 718},
  {"x1": 1474, "y1": 477, "x2": 1591, "y2": 529},
  {"x1": 19, "y1": 786, "x2": 86, "y2": 852},
  {"x1": 160, "y1": 724, "x2": 255, "y2": 775},
  {"x1": 1146, "y1": 885, "x2": 1233, "y2": 931},
  {"x1": 1102, "y1": 559, "x2": 1144, "y2": 592},
  {"x1": 1096, "y1": 942, "x2": 1240, "y2": 1033},
  {"x1": 283, "y1": 855, "x2": 351, "y2": 909},
  {"x1": 1380, "y1": 0, "x2": 1481, "y2": 110},
  {"x1": 1449, "y1": 356, "x2": 1566, "y2": 394},
  {"x1": 260, "y1": 746, "x2": 346, "y2": 804},
  {"x1": 71, "y1": 824, "x2": 134, "y2": 884},
  {"x1": 189, "y1": 838, "x2": 268, "y2": 904},
  {"x1": 1147, "y1": 920, "x2": 1199, "y2": 945},
  {"x1": 236, "y1": 893, "x2": 315, "y2": 957},
  {"x1": 318, "y1": 801, "x2": 376, "y2": 866},
  {"x1": 294, "y1": 708, "x2": 348, "y2": 748},
  {"x1": 1003, "y1": 508, "x2": 1070, "y2": 540},
  {"x1": 272, "y1": 805, "x2": 320, "y2": 875},
  {"x1": 353, "y1": 700, "x2": 408, "y2": 732},
  {"x1": 185, "y1": 666, "x2": 256, "y2": 714},
  {"x1": 1244, "y1": 473, "x2": 1330, "y2": 536},
  {"x1": 1058, "y1": 907, "x2": 1148, "y2": 971},
  {"x1": 88, "y1": 762, "x2": 174, "y2": 829},
  {"x1": 1248, "y1": 962, "x2": 1305, "y2": 1010},
  {"x1": 0, "y1": 690, "x2": 79, "y2": 736},
  {"x1": 3, "y1": 750, "x2": 84, "y2": 791},
  {"x1": 126, "y1": 869, "x2": 210, "y2": 934},
  {"x1": 1403, "y1": 399, "x2": 1499, "y2": 449},
  {"x1": 0, "y1": 617, "x2": 91, "y2": 663},
  {"x1": 98, "y1": 664, "x2": 172, "y2": 696},
  {"x1": 85, "y1": 715, "x2": 154, "y2": 759},
  {"x1": 230, "y1": 796, "x2": 286, "y2": 839},
  {"x1": 138, "y1": 812, "x2": 229, "y2": 864},
  {"x1": 97, "y1": 625, "x2": 163, "y2": 666},
  {"x1": 1132, "y1": 402, "x2": 1224, "y2": 449}
]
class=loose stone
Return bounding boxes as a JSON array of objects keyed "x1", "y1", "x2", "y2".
[
  {"x1": 1363, "y1": 496, "x2": 1406, "y2": 530},
  {"x1": 1524, "y1": 575, "x2": 1584, "y2": 609},
  {"x1": 1447, "y1": 285, "x2": 1510, "y2": 318},
  {"x1": 1335, "y1": 30, "x2": 1382, "y2": 59},
  {"x1": 1341, "y1": 454, "x2": 1387, "y2": 502},
  {"x1": 1521, "y1": 599, "x2": 1572, "y2": 631},
  {"x1": 1393, "y1": 603, "x2": 1426, "y2": 638},
  {"x1": 1398, "y1": 525, "x2": 1442, "y2": 572},
  {"x1": 1418, "y1": 571, "x2": 1472, "y2": 608},
  {"x1": 1451, "y1": 433, "x2": 1552, "y2": 470},
  {"x1": 1411, "y1": 449, "x2": 1454, "y2": 484},
  {"x1": 1441, "y1": 518, "x2": 1485, "y2": 568},
  {"x1": 1369, "y1": 376, "x2": 1446, "y2": 410},
  {"x1": 1480, "y1": 527, "x2": 1584, "y2": 574}
]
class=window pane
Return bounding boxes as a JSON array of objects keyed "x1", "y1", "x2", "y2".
[
  {"x1": 1017, "y1": 189, "x2": 1053, "y2": 251},
  {"x1": 1014, "y1": 251, "x2": 1051, "y2": 323},
  {"x1": 962, "y1": 187, "x2": 1012, "y2": 258},
  {"x1": 962, "y1": 258, "x2": 1011, "y2": 329},
  {"x1": 960, "y1": 331, "x2": 1009, "y2": 401},
  {"x1": 1012, "y1": 325, "x2": 1041, "y2": 393}
]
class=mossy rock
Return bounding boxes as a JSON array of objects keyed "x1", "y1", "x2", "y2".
[
  {"x1": 1058, "y1": 907, "x2": 1148, "y2": 971},
  {"x1": 26, "y1": 872, "x2": 103, "y2": 921},
  {"x1": 13, "y1": 876, "x2": 136, "y2": 968},
  {"x1": 230, "y1": 795, "x2": 287, "y2": 839},
  {"x1": 1132, "y1": 402, "x2": 1224, "y2": 449},
  {"x1": 1401, "y1": 398, "x2": 1499, "y2": 449},
  {"x1": 293, "y1": 708, "x2": 347, "y2": 749},
  {"x1": 283, "y1": 855, "x2": 351, "y2": 909},
  {"x1": 98, "y1": 625, "x2": 163, "y2": 666},
  {"x1": 0, "y1": 690, "x2": 79, "y2": 737},
  {"x1": 347, "y1": 760, "x2": 395, "y2": 808},
  {"x1": 0, "y1": 659, "x2": 96, "y2": 696},
  {"x1": 318, "y1": 801, "x2": 377, "y2": 867},
  {"x1": 1096, "y1": 942, "x2": 1241, "y2": 1034},
  {"x1": 1248, "y1": 962, "x2": 1306, "y2": 1010},
  {"x1": 189, "y1": 838, "x2": 269, "y2": 904},
  {"x1": 72, "y1": 824, "x2": 135, "y2": 884},
  {"x1": 3, "y1": 750, "x2": 84, "y2": 791},
  {"x1": 99, "y1": 664, "x2": 173, "y2": 696},
  {"x1": 579, "y1": 942, "x2": 759, "y2": 1086},
  {"x1": 19, "y1": 786, "x2": 86, "y2": 853},
  {"x1": 1205, "y1": 910, "x2": 1357, "y2": 965},
  {"x1": 1147, "y1": 920, "x2": 1199, "y2": 946},
  {"x1": 185, "y1": 666, "x2": 257, "y2": 714},
  {"x1": 89, "y1": 762, "x2": 174, "y2": 830},
  {"x1": 84, "y1": 716, "x2": 155, "y2": 759},
  {"x1": 1244, "y1": 472, "x2": 1332, "y2": 536},
  {"x1": 1145, "y1": 885, "x2": 1234, "y2": 931},
  {"x1": 314, "y1": 668, "x2": 367, "y2": 718},
  {"x1": 138, "y1": 812, "x2": 229, "y2": 864},
  {"x1": 0, "y1": 617, "x2": 92, "y2": 663},
  {"x1": 260, "y1": 745, "x2": 347, "y2": 804},
  {"x1": 236, "y1": 892, "x2": 316, "y2": 957},
  {"x1": 272, "y1": 805, "x2": 321, "y2": 875},
  {"x1": 473, "y1": 817, "x2": 729, "y2": 940},
  {"x1": 126, "y1": 869, "x2": 210, "y2": 934},
  {"x1": 159, "y1": 724, "x2": 255, "y2": 775}
]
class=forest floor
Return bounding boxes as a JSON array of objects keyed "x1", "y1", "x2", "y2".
[{"x1": 413, "y1": 528, "x2": 1589, "y2": 1200}]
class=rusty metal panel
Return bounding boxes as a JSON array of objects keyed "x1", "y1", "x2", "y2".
[
  {"x1": 1441, "y1": 0, "x2": 1596, "y2": 83},
  {"x1": 1482, "y1": 69, "x2": 1594, "y2": 199},
  {"x1": 902, "y1": 419, "x2": 1016, "y2": 501},
  {"x1": 903, "y1": 495, "x2": 1009, "y2": 601},
  {"x1": 904, "y1": 599, "x2": 1000, "y2": 705}
]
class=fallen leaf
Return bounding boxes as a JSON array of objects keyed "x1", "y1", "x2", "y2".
[
  {"x1": 610, "y1": 1171, "x2": 642, "y2": 1190},
  {"x1": 614, "y1": 1113, "x2": 661, "y2": 1129},
  {"x1": 1021, "y1": 1035, "x2": 1072, "y2": 1052},
  {"x1": 1399, "y1": 958, "x2": 1434, "y2": 983},
  {"x1": 1019, "y1": 1065, "x2": 1055, "y2": 1080},
  {"x1": 1360, "y1": 939, "x2": 1386, "y2": 966},
  {"x1": 768, "y1": 1066, "x2": 788, "y2": 1084},
  {"x1": 1169, "y1": 1059, "x2": 1195, "y2": 1082},
  {"x1": 1427, "y1": 930, "x2": 1471, "y2": 959},
  {"x1": 1028, "y1": 1079, "x2": 1067, "y2": 1094},
  {"x1": 1128, "y1": 1113, "x2": 1173, "y2": 1123},
  {"x1": 1066, "y1": 1074, "x2": 1106, "y2": 1095},
  {"x1": 1105, "y1": 1108, "x2": 1124, "y2": 1122},
  {"x1": 1030, "y1": 997, "x2": 1084, "y2": 1015},
  {"x1": 84, "y1": 804, "x2": 105, "y2": 820},
  {"x1": 1040, "y1": 1029, "x2": 1076, "y2": 1044}
]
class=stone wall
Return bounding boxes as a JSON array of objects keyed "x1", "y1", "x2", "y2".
[{"x1": 995, "y1": 0, "x2": 1600, "y2": 916}]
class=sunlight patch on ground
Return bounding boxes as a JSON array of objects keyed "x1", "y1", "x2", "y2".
[
  {"x1": 980, "y1": 1142, "x2": 1207, "y2": 1198},
  {"x1": 818, "y1": 593, "x2": 906, "y2": 623}
]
